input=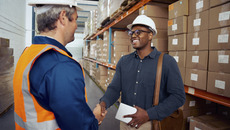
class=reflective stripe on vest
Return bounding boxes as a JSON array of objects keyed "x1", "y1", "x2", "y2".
[{"x1": 13, "y1": 44, "x2": 87, "y2": 130}]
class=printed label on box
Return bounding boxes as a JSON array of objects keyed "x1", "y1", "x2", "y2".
[
  {"x1": 189, "y1": 101, "x2": 196, "y2": 107},
  {"x1": 196, "y1": 1, "x2": 203, "y2": 10},
  {"x1": 218, "y1": 34, "x2": 229, "y2": 43},
  {"x1": 219, "y1": 11, "x2": 230, "y2": 21},
  {"x1": 192, "y1": 56, "x2": 199, "y2": 63},
  {"x1": 215, "y1": 80, "x2": 226, "y2": 90},
  {"x1": 192, "y1": 38, "x2": 200, "y2": 45},
  {"x1": 141, "y1": 10, "x2": 144, "y2": 15},
  {"x1": 218, "y1": 55, "x2": 229, "y2": 64},
  {"x1": 187, "y1": 116, "x2": 194, "y2": 122},
  {"x1": 191, "y1": 73, "x2": 198, "y2": 81},
  {"x1": 173, "y1": 56, "x2": 179, "y2": 63},
  {"x1": 172, "y1": 24, "x2": 177, "y2": 31},
  {"x1": 193, "y1": 18, "x2": 201, "y2": 27},
  {"x1": 188, "y1": 87, "x2": 195, "y2": 95},
  {"x1": 172, "y1": 39, "x2": 178, "y2": 45},
  {"x1": 195, "y1": 127, "x2": 201, "y2": 130}
]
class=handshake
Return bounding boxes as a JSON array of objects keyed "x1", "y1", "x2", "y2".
[{"x1": 93, "y1": 102, "x2": 107, "y2": 125}]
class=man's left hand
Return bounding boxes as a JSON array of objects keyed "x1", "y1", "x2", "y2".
[{"x1": 123, "y1": 106, "x2": 150, "y2": 129}]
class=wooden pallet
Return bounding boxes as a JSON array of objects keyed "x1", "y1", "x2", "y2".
[
  {"x1": 110, "y1": 7, "x2": 123, "y2": 21},
  {"x1": 121, "y1": 0, "x2": 139, "y2": 11}
]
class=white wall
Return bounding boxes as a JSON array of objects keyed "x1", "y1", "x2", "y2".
[
  {"x1": 0, "y1": 0, "x2": 84, "y2": 67},
  {"x1": 0, "y1": 0, "x2": 27, "y2": 68}
]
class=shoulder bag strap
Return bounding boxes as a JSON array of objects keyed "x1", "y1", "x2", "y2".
[{"x1": 153, "y1": 53, "x2": 164, "y2": 106}]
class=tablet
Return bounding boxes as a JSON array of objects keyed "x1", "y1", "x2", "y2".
[{"x1": 115, "y1": 103, "x2": 137, "y2": 123}]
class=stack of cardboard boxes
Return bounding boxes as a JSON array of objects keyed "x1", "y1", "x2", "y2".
[
  {"x1": 185, "y1": 0, "x2": 209, "y2": 91},
  {"x1": 139, "y1": 2, "x2": 169, "y2": 53},
  {"x1": 0, "y1": 38, "x2": 14, "y2": 116},
  {"x1": 168, "y1": 0, "x2": 188, "y2": 83},
  {"x1": 95, "y1": 65, "x2": 108, "y2": 90},
  {"x1": 207, "y1": 1, "x2": 230, "y2": 98},
  {"x1": 180, "y1": 94, "x2": 217, "y2": 130}
]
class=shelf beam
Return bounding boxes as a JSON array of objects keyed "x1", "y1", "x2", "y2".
[
  {"x1": 83, "y1": 57, "x2": 116, "y2": 69},
  {"x1": 91, "y1": 0, "x2": 151, "y2": 39},
  {"x1": 185, "y1": 86, "x2": 230, "y2": 107}
]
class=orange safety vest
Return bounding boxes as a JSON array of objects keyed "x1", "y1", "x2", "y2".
[{"x1": 13, "y1": 44, "x2": 87, "y2": 130}]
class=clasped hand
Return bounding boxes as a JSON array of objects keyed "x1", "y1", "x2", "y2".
[{"x1": 93, "y1": 104, "x2": 107, "y2": 125}]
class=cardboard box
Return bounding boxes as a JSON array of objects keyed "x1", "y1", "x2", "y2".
[
  {"x1": 168, "y1": 16, "x2": 188, "y2": 36},
  {"x1": 154, "y1": 29, "x2": 168, "y2": 39},
  {"x1": 168, "y1": 34, "x2": 187, "y2": 51},
  {"x1": 210, "y1": 0, "x2": 230, "y2": 8},
  {"x1": 189, "y1": 0, "x2": 210, "y2": 15},
  {"x1": 186, "y1": 51, "x2": 208, "y2": 70},
  {"x1": 150, "y1": 17, "x2": 168, "y2": 30},
  {"x1": 114, "y1": 38, "x2": 130, "y2": 45},
  {"x1": 179, "y1": 67, "x2": 186, "y2": 83},
  {"x1": 209, "y1": 27, "x2": 230, "y2": 50},
  {"x1": 188, "y1": 10, "x2": 209, "y2": 33},
  {"x1": 169, "y1": 51, "x2": 186, "y2": 67},
  {"x1": 187, "y1": 30, "x2": 209, "y2": 51},
  {"x1": 152, "y1": 38, "x2": 168, "y2": 52},
  {"x1": 190, "y1": 115, "x2": 230, "y2": 130},
  {"x1": 0, "y1": 47, "x2": 13, "y2": 56},
  {"x1": 168, "y1": 0, "x2": 188, "y2": 20},
  {"x1": 139, "y1": 3, "x2": 168, "y2": 18},
  {"x1": 114, "y1": 44, "x2": 129, "y2": 52},
  {"x1": 114, "y1": 31, "x2": 129, "y2": 39},
  {"x1": 181, "y1": 94, "x2": 208, "y2": 111},
  {"x1": 217, "y1": 105, "x2": 230, "y2": 120},
  {"x1": 208, "y1": 50, "x2": 230, "y2": 73},
  {"x1": 185, "y1": 68, "x2": 207, "y2": 90},
  {"x1": 207, "y1": 72, "x2": 230, "y2": 98},
  {"x1": 182, "y1": 108, "x2": 217, "y2": 130},
  {"x1": 209, "y1": 2, "x2": 230, "y2": 29},
  {"x1": 0, "y1": 37, "x2": 9, "y2": 47}
]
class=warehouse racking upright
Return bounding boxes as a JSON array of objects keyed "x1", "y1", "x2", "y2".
[{"x1": 83, "y1": 0, "x2": 230, "y2": 109}]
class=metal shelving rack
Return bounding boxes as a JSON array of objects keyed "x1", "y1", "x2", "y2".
[{"x1": 83, "y1": 0, "x2": 230, "y2": 108}]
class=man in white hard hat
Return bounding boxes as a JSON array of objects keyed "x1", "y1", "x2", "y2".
[
  {"x1": 99, "y1": 15, "x2": 185, "y2": 130},
  {"x1": 13, "y1": 0, "x2": 105, "y2": 129}
]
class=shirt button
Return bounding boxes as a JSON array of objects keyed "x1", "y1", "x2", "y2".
[
  {"x1": 140, "y1": 60, "x2": 142, "y2": 62},
  {"x1": 136, "y1": 81, "x2": 138, "y2": 84},
  {"x1": 138, "y1": 70, "x2": 140, "y2": 72},
  {"x1": 134, "y1": 93, "x2": 136, "y2": 95}
]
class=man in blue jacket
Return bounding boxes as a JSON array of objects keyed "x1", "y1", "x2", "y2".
[{"x1": 13, "y1": 0, "x2": 105, "y2": 129}]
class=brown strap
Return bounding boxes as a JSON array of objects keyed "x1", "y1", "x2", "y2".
[{"x1": 153, "y1": 53, "x2": 164, "y2": 106}]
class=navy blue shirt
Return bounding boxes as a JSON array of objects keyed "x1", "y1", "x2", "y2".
[
  {"x1": 100, "y1": 48, "x2": 185, "y2": 120},
  {"x1": 29, "y1": 36, "x2": 98, "y2": 130}
]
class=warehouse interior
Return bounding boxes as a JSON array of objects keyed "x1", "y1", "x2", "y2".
[{"x1": 0, "y1": 0, "x2": 230, "y2": 130}]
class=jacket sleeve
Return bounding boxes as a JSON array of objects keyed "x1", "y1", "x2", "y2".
[
  {"x1": 100, "y1": 57, "x2": 123, "y2": 109},
  {"x1": 39, "y1": 61, "x2": 98, "y2": 130}
]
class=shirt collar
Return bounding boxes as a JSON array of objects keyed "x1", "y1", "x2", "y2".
[
  {"x1": 32, "y1": 36, "x2": 72, "y2": 57},
  {"x1": 133, "y1": 47, "x2": 158, "y2": 59}
]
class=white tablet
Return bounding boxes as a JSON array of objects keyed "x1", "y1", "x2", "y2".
[{"x1": 115, "y1": 103, "x2": 137, "y2": 123}]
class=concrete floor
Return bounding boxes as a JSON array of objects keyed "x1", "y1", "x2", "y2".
[{"x1": 0, "y1": 73, "x2": 119, "y2": 130}]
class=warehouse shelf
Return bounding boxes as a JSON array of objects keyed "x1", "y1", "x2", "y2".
[
  {"x1": 88, "y1": 0, "x2": 151, "y2": 40},
  {"x1": 185, "y1": 86, "x2": 230, "y2": 107},
  {"x1": 83, "y1": 57, "x2": 116, "y2": 69},
  {"x1": 83, "y1": 0, "x2": 230, "y2": 109}
]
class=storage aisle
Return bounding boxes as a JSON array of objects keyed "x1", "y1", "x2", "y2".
[{"x1": 0, "y1": 72, "x2": 119, "y2": 130}]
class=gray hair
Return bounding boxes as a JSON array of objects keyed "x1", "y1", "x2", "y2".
[{"x1": 36, "y1": 5, "x2": 76, "y2": 33}]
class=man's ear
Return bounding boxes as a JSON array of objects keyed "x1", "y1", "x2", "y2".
[
  {"x1": 59, "y1": 10, "x2": 67, "y2": 25},
  {"x1": 148, "y1": 32, "x2": 153, "y2": 41}
]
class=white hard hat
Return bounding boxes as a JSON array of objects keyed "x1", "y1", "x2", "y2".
[
  {"x1": 127, "y1": 15, "x2": 157, "y2": 35},
  {"x1": 28, "y1": 0, "x2": 82, "y2": 10}
]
